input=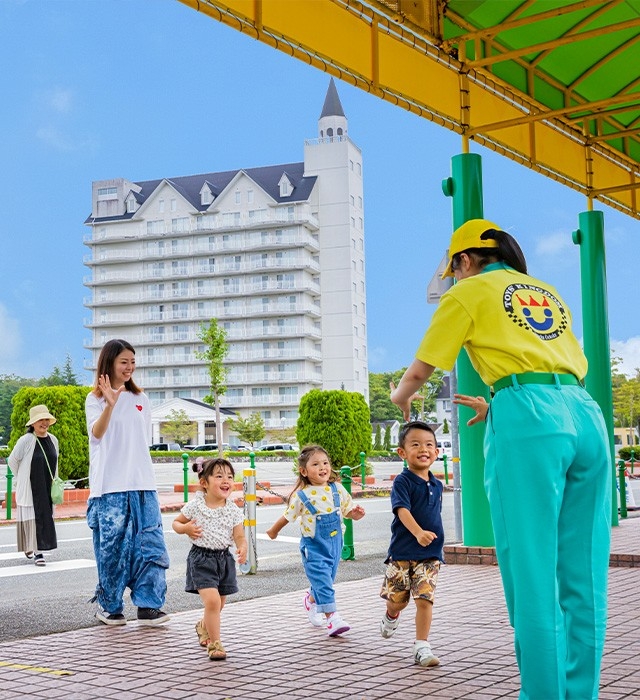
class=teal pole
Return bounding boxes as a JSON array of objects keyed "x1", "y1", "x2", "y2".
[
  {"x1": 442, "y1": 455, "x2": 449, "y2": 485},
  {"x1": 340, "y1": 466, "x2": 355, "y2": 560},
  {"x1": 5, "y1": 466, "x2": 12, "y2": 520},
  {"x1": 182, "y1": 453, "x2": 189, "y2": 503},
  {"x1": 359, "y1": 451, "x2": 366, "y2": 487},
  {"x1": 442, "y1": 152, "x2": 494, "y2": 547},
  {"x1": 572, "y1": 211, "x2": 617, "y2": 525}
]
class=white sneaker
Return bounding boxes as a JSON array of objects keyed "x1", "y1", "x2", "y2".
[
  {"x1": 380, "y1": 612, "x2": 400, "y2": 638},
  {"x1": 414, "y1": 642, "x2": 440, "y2": 667},
  {"x1": 303, "y1": 591, "x2": 325, "y2": 627},
  {"x1": 327, "y1": 612, "x2": 350, "y2": 637}
]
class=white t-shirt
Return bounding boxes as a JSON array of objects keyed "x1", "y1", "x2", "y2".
[
  {"x1": 181, "y1": 490, "x2": 244, "y2": 550},
  {"x1": 85, "y1": 390, "x2": 156, "y2": 498},
  {"x1": 284, "y1": 483, "x2": 354, "y2": 538}
]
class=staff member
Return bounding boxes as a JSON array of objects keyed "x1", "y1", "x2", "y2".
[{"x1": 391, "y1": 219, "x2": 610, "y2": 700}]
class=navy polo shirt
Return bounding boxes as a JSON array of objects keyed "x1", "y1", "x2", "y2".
[{"x1": 387, "y1": 468, "x2": 445, "y2": 563}]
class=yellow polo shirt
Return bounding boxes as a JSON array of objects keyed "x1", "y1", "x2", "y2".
[{"x1": 416, "y1": 264, "x2": 587, "y2": 386}]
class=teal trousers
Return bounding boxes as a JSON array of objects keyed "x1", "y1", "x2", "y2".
[{"x1": 485, "y1": 382, "x2": 611, "y2": 700}]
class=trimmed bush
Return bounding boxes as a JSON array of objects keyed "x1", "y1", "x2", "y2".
[
  {"x1": 10, "y1": 386, "x2": 92, "y2": 486},
  {"x1": 296, "y1": 389, "x2": 371, "y2": 470}
]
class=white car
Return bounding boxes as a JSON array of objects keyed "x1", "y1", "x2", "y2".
[{"x1": 437, "y1": 440, "x2": 453, "y2": 461}]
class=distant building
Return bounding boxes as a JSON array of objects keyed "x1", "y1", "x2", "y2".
[
  {"x1": 435, "y1": 375, "x2": 452, "y2": 427},
  {"x1": 83, "y1": 79, "x2": 368, "y2": 428},
  {"x1": 371, "y1": 420, "x2": 400, "y2": 447},
  {"x1": 150, "y1": 397, "x2": 236, "y2": 447}
]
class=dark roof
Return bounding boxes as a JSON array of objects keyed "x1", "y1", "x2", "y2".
[
  {"x1": 436, "y1": 375, "x2": 450, "y2": 400},
  {"x1": 320, "y1": 77, "x2": 345, "y2": 119},
  {"x1": 183, "y1": 398, "x2": 237, "y2": 416},
  {"x1": 86, "y1": 162, "x2": 317, "y2": 223}
]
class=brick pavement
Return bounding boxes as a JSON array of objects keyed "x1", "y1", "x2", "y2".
[{"x1": 0, "y1": 503, "x2": 639, "y2": 698}]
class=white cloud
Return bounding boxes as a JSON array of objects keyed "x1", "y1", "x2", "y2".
[
  {"x1": 35, "y1": 126, "x2": 98, "y2": 153},
  {"x1": 47, "y1": 87, "x2": 73, "y2": 113},
  {"x1": 0, "y1": 303, "x2": 22, "y2": 366},
  {"x1": 610, "y1": 337, "x2": 640, "y2": 377},
  {"x1": 534, "y1": 230, "x2": 575, "y2": 257}
]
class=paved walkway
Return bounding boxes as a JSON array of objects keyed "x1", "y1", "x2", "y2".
[{"x1": 0, "y1": 496, "x2": 639, "y2": 699}]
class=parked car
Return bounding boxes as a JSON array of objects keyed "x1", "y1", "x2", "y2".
[
  {"x1": 149, "y1": 443, "x2": 181, "y2": 451},
  {"x1": 261, "y1": 443, "x2": 297, "y2": 452},
  {"x1": 190, "y1": 443, "x2": 230, "y2": 452},
  {"x1": 436, "y1": 439, "x2": 453, "y2": 461}
]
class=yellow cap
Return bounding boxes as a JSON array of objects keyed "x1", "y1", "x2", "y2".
[{"x1": 441, "y1": 219, "x2": 500, "y2": 279}]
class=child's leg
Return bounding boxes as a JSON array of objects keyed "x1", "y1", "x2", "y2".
[
  {"x1": 415, "y1": 598, "x2": 433, "y2": 641},
  {"x1": 199, "y1": 588, "x2": 226, "y2": 642}
]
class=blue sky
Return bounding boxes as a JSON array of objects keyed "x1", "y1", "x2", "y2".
[{"x1": 1, "y1": 0, "x2": 638, "y2": 382}]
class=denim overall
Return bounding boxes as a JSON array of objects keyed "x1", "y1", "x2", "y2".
[{"x1": 298, "y1": 483, "x2": 342, "y2": 614}]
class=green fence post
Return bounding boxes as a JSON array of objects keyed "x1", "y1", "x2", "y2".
[
  {"x1": 182, "y1": 453, "x2": 189, "y2": 503},
  {"x1": 341, "y1": 466, "x2": 355, "y2": 560},
  {"x1": 360, "y1": 452, "x2": 366, "y2": 487},
  {"x1": 5, "y1": 466, "x2": 13, "y2": 520},
  {"x1": 618, "y1": 460, "x2": 627, "y2": 519},
  {"x1": 630, "y1": 449, "x2": 635, "y2": 475},
  {"x1": 443, "y1": 455, "x2": 449, "y2": 485}
]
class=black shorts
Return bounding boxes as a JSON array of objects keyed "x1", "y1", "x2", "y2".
[{"x1": 185, "y1": 545, "x2": 238, "y2": 595}]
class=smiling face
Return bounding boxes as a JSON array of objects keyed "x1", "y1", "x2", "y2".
[
  {"x1": 111, "y1": 349, "x2": 136, "y2": 389},
  {"x1": 398, "y1": 427, "x2": 438, "y2": 477},
  {"x1": 201, "y1": 464, "x2": 235, "y2": 503},
  {"x1": 300, "y1": 449, "x2": 332, "y2": 486},
  {"x1": 33, "y1": 418, "x2": 51, "y2": 438}
]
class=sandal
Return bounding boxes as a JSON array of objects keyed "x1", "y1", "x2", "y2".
[
  {"x1": 34, "y1": 553, "x2": 45, "y2": 567},
  {"x1": 207, "y1": 640, "x2": 227, "y2": 661},
  {"x1": 25, "y1": 552, "x2": 34, "y2": 560},
  {"x1": 195, "y1": 620, "x2": 209, "y2": 647}
]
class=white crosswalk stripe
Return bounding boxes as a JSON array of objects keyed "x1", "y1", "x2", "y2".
[{"x1": 0, "y1": 559, "x2": 95, "y2": 578}]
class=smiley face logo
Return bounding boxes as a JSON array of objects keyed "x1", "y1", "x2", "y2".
[{"x1": 503, "y1": 283, "x2": 568, "y2": 340}]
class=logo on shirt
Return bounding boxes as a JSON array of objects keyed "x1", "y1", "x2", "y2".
[
  {"x1": 135, "y1": 404, "x2": 143, "y2": 412},
  {"x1": 503, "y1": 283, "x2": 568, "y2": 340}
]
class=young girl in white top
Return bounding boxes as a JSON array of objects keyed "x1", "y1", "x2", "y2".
[
  {"x1": 266, "y1": 445, "x2": 365, "y2": 636},
  {"x1": 173, "y1": 457, "x2": 247, "y2": 661}
]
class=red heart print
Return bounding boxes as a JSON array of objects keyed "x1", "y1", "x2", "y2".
[{"x1": 136, "y1": 405, "x2": 143, "y2": 412}]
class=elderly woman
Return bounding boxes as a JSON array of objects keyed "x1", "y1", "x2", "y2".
[{"x1": 7, "y1": 404, "x2": 59, "y2": 566}]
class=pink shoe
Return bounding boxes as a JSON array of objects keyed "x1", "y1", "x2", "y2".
[
  {"x1": 327, "y1": 612, "x2": 350, "y2": 637},
  {"x1": 303, "y1": 591, "x2": 325, "y2": 627}
]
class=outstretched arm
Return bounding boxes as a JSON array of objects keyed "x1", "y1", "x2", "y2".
[
  {"x1": 390, "y1": 359, "x2": 435, "y2": 421},
  {"x1": 266, "y1": 515, "x2": 288, "y2": 540},
  {"x1": 453, "y1": 394, "x2": 489, "y2": 426},
  {"x1": 346, "y1": 504, "x2": 365, "y2": 520}
]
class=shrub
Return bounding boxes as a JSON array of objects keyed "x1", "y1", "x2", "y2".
[
  {"x1": 296, "y1": 389, "x2": 371, "y2": 469},
  {"x1": 10, "y1": 386, "x2": 92, "y2": 486}
]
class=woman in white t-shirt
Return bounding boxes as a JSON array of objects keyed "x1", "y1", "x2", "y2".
[{"x1": 85, "y1": 338, "x2": 170, "y2": 627}]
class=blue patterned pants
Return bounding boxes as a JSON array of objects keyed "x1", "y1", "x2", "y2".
[{"x1": 87, "y1": 491, "x2": 170, "y2": 614}]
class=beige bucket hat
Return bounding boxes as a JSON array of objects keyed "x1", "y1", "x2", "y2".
[{"x1": 25, "y1": 404, "x2": 57, "y2": 427}]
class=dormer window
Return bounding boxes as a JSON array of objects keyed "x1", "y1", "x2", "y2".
[
  {"x1": 200, "y1": 183, "x2": 214, "y2": 206},
  {"x1": 279, "y1": 173, "x2": 293, "y2": 198},
  {"x1": 125, "y1": 193, "x2": 138, "y2": 213}
]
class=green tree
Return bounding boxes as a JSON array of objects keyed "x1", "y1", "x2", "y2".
[
  {"x1": 163, "y1": 408, "x2": 196, "y2": 446},
  {"x1": 383, "y1": 424, "x2": 391, "y2": 450},
  {"x1": 195, "y1": 319, "x2": 228, "y2": 457},
  {"x1": 369, "y1": 369, "x2": 445, "y2": 422},
  {"x1": 442, "y1": 417, "x2": 450, "y2": 434},
  {"x1": 0, "y1": 374, "x2": 33, "y2": 442},
  {"x1": 10, "y1": 385, "x2": 91, "y2": 485},
  {"x1": 226, "y1": 412, "x2": 266, "y2": 447},
  {"x1": 39, "y1": 353, "x2": 80, "y2": 386},
  {"x1": 373, "y1": 423, "x2": 382, "y2": 450},
  {"x1": 296, "y1": 389, "x2": 371, "y2": 469},
  {"x1": 613, "y1": 372, "x2": 640, "y2": 437}
]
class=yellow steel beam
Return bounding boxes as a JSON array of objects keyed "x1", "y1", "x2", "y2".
[{"x1": 177, "y1": 0, "x2": 640, "y2": 219}]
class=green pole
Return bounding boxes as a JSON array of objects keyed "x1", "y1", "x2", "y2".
[
  {"x1": 359, "y1": 452, "x2": 366, "y2": 487},
  {"x1": 442, "y1": 152, "x2": 494, "y2": 547},
  {"x1": 618, "y1": 461, "x2": 627, "y2": 519},
  {"x1": 340, "y1": 466, "x2": 355, "y2": 560},
  {"x1": 630, "y1": 448, "x2": 635, "y2": 475},
  {"x1": 572, "y1": 211, "x2": 617, "y2": 525},
  {"x1": 5, "y1": 466, "x2": 13, "y2": 520},
  {"x1": 443, "y1": 455, "x2": 449, "y2": 485},
  {"x1": 182, "y1": 453, "x2": 189, "y2": 503}
]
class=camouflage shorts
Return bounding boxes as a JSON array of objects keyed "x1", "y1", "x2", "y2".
[{"x1": 380, "y1": 559, "x2": 440, "y2": 604}]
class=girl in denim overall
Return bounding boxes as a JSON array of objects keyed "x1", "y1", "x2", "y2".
[{"x1": 267, "y1": 445, "x2": 365, "y2": 636}]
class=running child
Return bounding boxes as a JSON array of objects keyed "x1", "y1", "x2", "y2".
[
  {"x1": 380, "y1": 421, "x2": 444, "y2": 667},
  {"x1": 266, "y1": 444, "x2": 365, "y2": 636},
  {"x1": 172, "y1": 457, "x2": 247, "y2": 661}
]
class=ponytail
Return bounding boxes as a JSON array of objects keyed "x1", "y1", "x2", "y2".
[{"x1": 480, "y1": 229, "x2": 528, "y2": 274}]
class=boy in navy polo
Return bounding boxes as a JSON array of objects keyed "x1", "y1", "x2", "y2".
[{"x1": 379, "y1": 420, "x2": 444, "y2": 667}]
